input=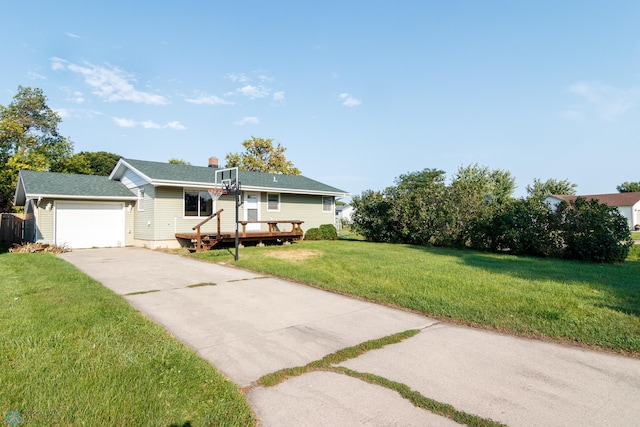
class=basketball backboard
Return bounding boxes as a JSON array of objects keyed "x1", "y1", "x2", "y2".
[{"x1": 214, "y1": 167, "x2": 239, "y2": 193}]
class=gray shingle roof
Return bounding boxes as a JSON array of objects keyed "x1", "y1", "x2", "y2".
[
  {"x1": 119, "y1": 158, "x2": 348, "y2": 195},
  {"x1": 15, "y1": 170, "x2": 137, "y2": 204}
]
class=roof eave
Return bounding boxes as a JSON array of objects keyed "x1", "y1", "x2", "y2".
[
  {"x1": 24, "y1": 193, "x2": 138, "y2": 201},
  {"x1": 110, "y1": 159, "x2": 153, "y2": 184},
  {"x1": 13, "y1": 173, "x2": 27, "y2": 206},
  {"x1": 151, "y1": 179, "x2": 217, "y2": 188},
  {"x1": 241, "y1": 185, "x2": 349, "y2": 196}
]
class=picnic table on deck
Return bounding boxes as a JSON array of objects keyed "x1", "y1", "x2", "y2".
[{"x1": 237, "y1": 220, "x2": 303, "y2": 237}]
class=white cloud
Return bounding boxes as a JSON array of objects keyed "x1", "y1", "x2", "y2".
[
  {"x1": 339, "y1": 93, "x2": 361, "y2": 107},
  {"x1": 257, "y1": 74, "x2": 273, "y2": 82},
  {"x1": 233, "y1": 116, "x2": 259, "y2": 126},
  {"x1": 51, "y1": 58, "x2": 170, "y2": 105},
  {"x1": 55, "y1": 108, "x2": 73, "y2": 119},
  {"x1": 72, "y1": 91, "x2": 85, "y2": 104},
  {"x1": 273, "y1": 91, "x2": 285, "y2": 102},
  {"x1": 65, "y1": 32, "x2": 81, "y2": 39},
  {"x1": 28, "y1": 71, "x2": 46, "y2": 80},
  {"x1": 113, "y1": 117, "x2": 136, "y2": 128},
  {"x1": 51, "y1": 57, "x2": 66, "y2": 71},
  {"x1": 141, "y1": 120, "x2": 163, "y2": 129},
  {"x1": 55, "y1": 108, "x2": 102, "y2": 120},
  {"x1": 185, "y1": 94, "x2": 233, "y2": 105},
  {"x1": 567, "y1": 81, "x2": 639, "y2": 120},
  {"x1": 227, "y1": 73, "x2": 250, "y2": 83},
  {"x1": 113, "y1": 117, "x2": 186, "y2": 130},
  {"x1": 236, "y1": 84, "x2": 270, "y2": 99},
  {"x1": 166, "y1": 121, "x2": 187, "y2": 130}
]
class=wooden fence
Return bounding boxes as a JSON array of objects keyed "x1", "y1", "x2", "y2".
[{"x1": 0, "y1": 213, "x2": 24, "y2": 245}]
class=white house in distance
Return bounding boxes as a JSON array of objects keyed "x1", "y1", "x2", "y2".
[
  {"x1": 544, "y1": 192, "x2": 640, "y2": 230},
  {"x1": 335, "y1": 204, "x2": 354, "y2": 229}
]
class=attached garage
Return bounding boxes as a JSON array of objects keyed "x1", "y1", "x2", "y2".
[
  {"x1": 55, "y1": 201, "x2": 126, "y2": 249},
  {"x1": 13, "y1": 170, "x2": 138, "y2": 248}
]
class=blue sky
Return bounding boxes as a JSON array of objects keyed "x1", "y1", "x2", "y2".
[{"x1": 2, "y1": 1, "x2": 639, "y2": 199}]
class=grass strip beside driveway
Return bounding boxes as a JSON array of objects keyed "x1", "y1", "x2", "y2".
[
  {"x1": 193, "y1": 240, "x2": 640, "y2": 355},
  {"x1": 0, "y1": 252, "x2": 255, "y2": 426}
]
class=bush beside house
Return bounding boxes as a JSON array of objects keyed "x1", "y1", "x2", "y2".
[{"x1": 304, "y1": 224, "x2": 338, "y2": 240}]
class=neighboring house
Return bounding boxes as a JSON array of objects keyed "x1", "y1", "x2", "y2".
[
  {"x1": 14, "y1": 158, "x2": 349, "y2": 249},
  {"x1": 544, "y1": 192, "x2": 640, "y2": 230},
  {"x1": 335, "y1": 204, "x2": 354, "y2": 228}
]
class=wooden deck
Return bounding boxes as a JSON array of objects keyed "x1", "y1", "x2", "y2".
[{"x1": 175, "y1": 218, "x2": 304, "y2": 251}]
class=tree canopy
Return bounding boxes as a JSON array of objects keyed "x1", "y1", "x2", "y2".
[
  {"x1": 0, "y1": 86, "x2": 72, "y2": 210},
  {"x1": 352, "y1": 164, "x2": 515, "y2": 247},
  {"x1": 351, "y1": 165, "x2": 630, "y2": 263},
  {"x1": 617, "y1": 181, "x2": 640, "y2": 193},
  {"x1": 526, "y1": 178, "x2": 577, "y2": 202},
  {"x1": 50, "y1": 151, "x2": 121, "y2": 176},
  {"x1": 225, "y1": 137, "x2": 301, "y2": 175},
  {"x1": 168, "y1": 158, "x2": 191, "y2": 165}
]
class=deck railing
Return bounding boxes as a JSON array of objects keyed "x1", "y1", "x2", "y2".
[{"x1": 192, "y1": 209, "x2": 223, "y2": 252}]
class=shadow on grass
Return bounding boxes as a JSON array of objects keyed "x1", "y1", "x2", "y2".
[
  {"x1": 405, "y1": 245, "x2": 640, "y2": 318},
  {"x1": 0, "y1": 245, "x2": 9, "y2": 254}
]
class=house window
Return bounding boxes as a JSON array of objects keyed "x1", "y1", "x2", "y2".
[
  {"x1": 137, "y1": 188, "x2": 145, "y2": 211},
  {"x1": 322, "y1": 196, "x2": 333, "y2": 213},
  {"x1": 267, "y1": 193, "x2": 280, "y2": 212},
  {"x1": 184, "y1": 190, "x2": 213, "y2": 217}
]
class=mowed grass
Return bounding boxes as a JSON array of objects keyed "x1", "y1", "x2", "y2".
[
  {"x1": 0, "y1": 252, "x2": 255, "y2": 426},
  {"x1": 194, "y1": 241, "x2": 640, "y2": 355}
]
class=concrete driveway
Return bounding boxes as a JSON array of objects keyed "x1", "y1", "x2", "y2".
[{"x1": 59, "y1": 247, "x2": 640, "y2": 426}]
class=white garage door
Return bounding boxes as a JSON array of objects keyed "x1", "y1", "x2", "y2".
[{"x1": 55, "y1": 201, "x2": 125, "y2": 249}]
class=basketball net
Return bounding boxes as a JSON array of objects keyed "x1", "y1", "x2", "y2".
[{"x1": 207, "y1": 186, "x2": 225, "y2": 202}]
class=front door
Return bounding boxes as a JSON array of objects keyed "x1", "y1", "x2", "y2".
[{"x1": 244, "y1": 192, "x2": 260, "y2": 231}]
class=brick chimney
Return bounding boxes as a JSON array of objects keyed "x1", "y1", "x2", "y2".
[{"x1": 208, "y1": 156, "x2": 219, "y2": 168}]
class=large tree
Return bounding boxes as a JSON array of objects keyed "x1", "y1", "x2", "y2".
[
  {"x1": 617, "y1": 181, "x2": 640, "y2": 193},
  {"x1": 0, "y1": 86, "x2": 72, "y2": 210},
  {"x1": 526, "y1": 178, "x2": 577, "y2": 202},
  {"x1": 225, "y1": 137, "x2": 301, "y2": 175},
  {"x1": 352, "y1": 164, "x2": 515, "y2": 247},
  {"x1": 448, "y1": 164, "x2": 516, "y2": 244},
  {"x1": 50, "y1": 151, "x2": 121, "y2": 176}
]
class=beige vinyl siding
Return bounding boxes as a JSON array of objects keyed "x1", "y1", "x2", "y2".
[
  {"x1": 133, "y1": 184, "x2": 155, "y2": 241},
  {"x1": 151, "y1": 187, "x2": 238, "y2": 241},
  {"x1": 35, "y1": 198, "x2": 55, "y2": 244},
  {"x1": 264, "y1": 193, "x2": 333, "y2": 233},
  {"x1": 123, "y1": 204, "x2": 134, "y2": 246}
]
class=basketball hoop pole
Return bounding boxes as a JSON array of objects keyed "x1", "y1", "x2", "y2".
[
  {"x1": 216, "y1": 167, "x2": 241, "y2": 261},
  {"x1": 234, "y1": 181, "x2": 240, "y2": 261},
  {"x1": 221, "y1": 176, "x2": 241, "y2": 261}
]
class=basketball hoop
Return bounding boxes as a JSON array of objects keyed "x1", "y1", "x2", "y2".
[{"x1": 207, "y1": 186, "x2": 226, "y2": 202}]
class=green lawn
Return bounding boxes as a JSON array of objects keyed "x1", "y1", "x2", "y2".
[
  {"x1": 0, "y1": 251, "x2": 255, "y2": 426},
  {"x1": 193, "y1": 241, "x2": 640, "y2": 355},
  {"x1": 632, "y1": 231, "x2": 640, "y2": 240}
]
